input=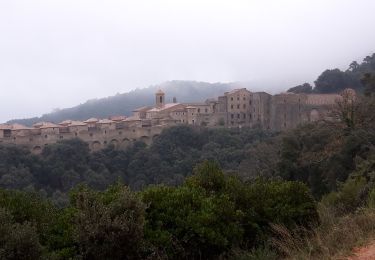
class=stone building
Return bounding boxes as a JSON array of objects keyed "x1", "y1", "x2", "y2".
[{"x1": 0, "y1": 87, "x2": 345, "y2": 152}]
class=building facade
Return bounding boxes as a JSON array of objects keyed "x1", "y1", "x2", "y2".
[{"x1": 0, "y1": 88, "x2": 344, "y2": 152}]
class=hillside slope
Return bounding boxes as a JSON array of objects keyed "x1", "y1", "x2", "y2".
[{"x1": 8, "y1": 81, "x2": 236, "y2": 126}]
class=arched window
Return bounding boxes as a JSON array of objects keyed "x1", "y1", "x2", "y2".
[{"x1": 160, "y1": 96, "x2": 163, "y2": 103}]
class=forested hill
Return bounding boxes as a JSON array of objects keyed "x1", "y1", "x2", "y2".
[
  {"x1": 287, "y1": 53, "x2": 375, "y2": 94},
  {"x1": 7, "y1": 81, "x2": 235, "y2": 126}
]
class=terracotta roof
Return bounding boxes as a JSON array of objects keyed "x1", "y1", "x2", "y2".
[
  {"x1": 84, "y1": 118, "x2": 99, "y2": 123},
  {"x1": 69, "y1": 121, "x2": 87, "y2": 126},
  {"x1": 124, "y1": 116, "x2": 141, "y2": 121},
  {"x1": 33, "y1": 122, "x2": 60, "y2": 129},
  {"x1": 11, "y1": 123, "x2": 33, "y2": 130},
  {"x1": 133, "y1": 106, "x2": 152, "y2": 112},
  {"x1": 148, "y1": 103, "x2": 182, "y2": 112},
  {"x1": 59, "y1": 120, "x2": 72, "y2": 126},
  {"x1": 0, "y1": 124, "x2": 12, "y2": 130},
  {"x1": 109, "y1": 115, "x2": 127, "y2": 121},
  {"x1": 97, "y1": 119, "x2": 114, "y2": 124},
  {"x1": 225, "y1": 88, "x2": 248, "y2": 95},
  {"x1": 0, "y1": 124, "x2": 32, "y2": 130}
]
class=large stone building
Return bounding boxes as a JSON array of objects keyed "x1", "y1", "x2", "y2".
[{"x1": 0, "y1": 88, "x2": 343, "y2": 152}]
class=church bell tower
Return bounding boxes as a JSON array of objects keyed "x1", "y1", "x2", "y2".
[{"x1": 155, "y1": 89, "x2": 165, "y2": 108}]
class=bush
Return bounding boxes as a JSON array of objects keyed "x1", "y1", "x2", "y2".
[{"x1": 70, "y1": 184, "x2": 146, "y2": 260}]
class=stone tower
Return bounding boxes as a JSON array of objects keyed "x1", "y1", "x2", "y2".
[{"x1": 155, "y1": 89, "x2": 165, "y2": 108}]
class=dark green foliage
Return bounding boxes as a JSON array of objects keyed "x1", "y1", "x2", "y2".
[
  {"x1": 362, "y1": 72, "x2": 375, "y2": 97},
  {"x1": 312, "y1": 54, "x2": 375, "y2": 94},
  {"x1": 277, "y1": 119, "x2": 375, "y2": 198},
  {"x1": 0, "y1": 207, "x2": 42, "y2": 260},
  {"x1": 70, "y1": 184, "x2": 146, "y2": 260},
  {"x1": 287, "y1": 83, "x2": 313, "y2": 93},
  {"x1": 314, "y1": 69, "x2": 361, "y2": 93},
  {"x1": 142, "y1": 161, "x2": 318, "y2": 259},
  {"x1": 0, "y1": 126, "x2": 274, "y2": 197}
]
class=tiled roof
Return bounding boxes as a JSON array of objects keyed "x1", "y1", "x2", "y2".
[
  {"x1": 59, "y1": 120, "x2": 72, "y2": 126},
  {"x1": 148, "y1": 103, "x2": 182, "y2": 112},
  {"x1": 109, "y1": 115, "x2": 127, "y2": 121},
  {"x1": 97, "y1": 119, "x2": 114, "y2": 124},
  {"x1": 33, "y1": 122, "x2": 60, "y2": 129},
  {"x1": 0, "y1": 124, "x2": 32, "y2": 130},
  {"x1": 84, "y1": 118, "x2": 99, "y2": 123},
  {"x1": 124, "y1": 116, "x2": 142, "y2": 121},
  {"x1": 133, "y1": 106, "x2": 152, "y2": 112},
  {"x1": 69, "y1": 121, "x2": 87, "y2": 126},
  {"x1": 11, "y1": 123, "x2": 34, "y2": 130},
  {"x1": 0, "y1": 124, "x2": 12, "y2": 130}
]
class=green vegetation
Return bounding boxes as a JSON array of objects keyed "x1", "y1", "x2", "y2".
[
  {"x1": 1, "y1": 54, "x2": 375, "y2": 259},
  {"x1": 288, "y1": 53, "x2": 375, "y2": 94},
  {"x1": 0, "y1": 126, "x2": 274, "y2": 204},
  {"x1": 0, "y1": 161, "x2": 318, "y2": 259}
]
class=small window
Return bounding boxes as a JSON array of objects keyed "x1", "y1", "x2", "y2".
[
  {"x1": 237, "y1": 97, "x2": 239, "y2": 101},
  {"x1": 231, "y1": 105, "x2": 234, "y2": 109},
  {"x1": 89, "y1": 133, "x2": 93, "y2": 137},
  {"x1": 205, "y1": 108, "x2": 208, "y2": 113},
  {"x1": 197, "y1": 108, "x2": 200, "y2": 113},
  {"x1": 104, "y1": 130, "x2": 107, "y2": 134},
  {"x1": 75, "y1": 132, "x2": 78, "y2": 136},
  {"x1": 243, "y1": 104, "x2": 246, "y2": 109},
  {"x1": 44, "y1": 135, "x2": 48, "y2": 138},
  {"x1": 237, "y1": 104, "x2": 240, "y2": 109},
  {"x1": 243, "y1": 97, "x2": 246, "y2": 100},
  {"x1": 243, "y1": 114, "x2": 246, "y2": 119},
  {"x1": 231, "y1": 114, "x2": 234, "y2": 119},
  {"x1": 60, "y1": 136, "x2": 63, "y2": 139},
  {"x1": 231, "y1": 97, "x2": 233, "y2": 101},
  {"x1": 119, "y1": 131, "x2": 122, "y2": 135},
  {"x1": 237, "y1": 114, "x2": 240, "y2": 119}
]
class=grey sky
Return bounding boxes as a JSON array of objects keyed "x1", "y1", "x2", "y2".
[{"x1": 1, "y1": 0, "x2": 374, "y2": 122}]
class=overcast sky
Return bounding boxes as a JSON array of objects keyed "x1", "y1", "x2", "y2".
[{"x1": 1, "y1": 0, "x2": 375, "y2": 122}]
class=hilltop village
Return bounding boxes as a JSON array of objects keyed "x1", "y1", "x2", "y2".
[{"x1": 0, "y1": 88, "x2": 343, "y2": 153}]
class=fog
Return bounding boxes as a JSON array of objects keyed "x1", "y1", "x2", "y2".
[{"x1": 0, "y1": 0, "x2": 375, "y2": 122}]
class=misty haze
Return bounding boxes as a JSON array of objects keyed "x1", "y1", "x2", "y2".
[
  {"x1": 1, "y1": 1, "x2": 375, "y2": 259},
  {"x1": 1, "y1": 0, "x2": 375, "y2": 123}
]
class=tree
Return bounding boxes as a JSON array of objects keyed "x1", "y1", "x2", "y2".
[
  {"x1": 0, "y1": 208, "x2": 42, "y2": 260},
  {"x1": 70, "y1": 184, "x2": 146, "y2": 260},
  {"x1": 314, "y1": 69, "x2": 360, "y2": 93},
  {"x1": 361, "y1": 73, "x2": 375, "y2": 97},
  {"x1": 287, "y1": 83, "x2": 313, "y2": 94},
  {"x1": 141, "y1": 185, "x2": 244, "y2": 259}
]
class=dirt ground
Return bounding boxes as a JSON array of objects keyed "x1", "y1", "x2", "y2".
[{"x1": 347, "y1": 242, "x2": 375, "y2": 260}]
